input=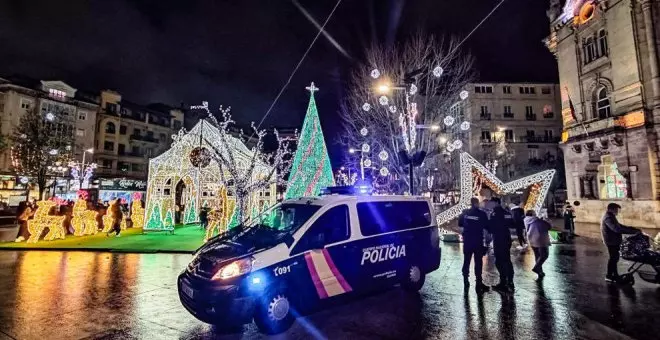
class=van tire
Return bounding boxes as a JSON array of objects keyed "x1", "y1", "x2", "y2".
[
  {"x1": 401, "y1": 265, "x2": 425, "y2": 291},
  {"x1": 254, "y1": 288, "x2": 295, "y2": 335}
]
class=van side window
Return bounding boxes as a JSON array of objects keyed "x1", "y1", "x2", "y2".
[
  {"x1": 292, "y1": 205, "x2": 350, "y2": 254},
  {"x1": 357, "y1": 201, "x2": 431, "y2": 236}
]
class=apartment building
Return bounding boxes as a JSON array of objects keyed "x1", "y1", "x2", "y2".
[
  {"x1": 458, "y1": 82, "x2": 563, "y2": 180},
  {"x1": 95, "y1": 91, "x2": 184, "y2": 180}
]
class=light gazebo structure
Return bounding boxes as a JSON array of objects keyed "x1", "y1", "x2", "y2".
[{"x1": 144, "y1": 120, "x2": 276, "y2": 232}]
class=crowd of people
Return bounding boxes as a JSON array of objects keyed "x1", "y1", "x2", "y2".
[
  {"x1": 458, "y1": 197, "x2": 639, "y2": 294},
  {"x1": 14, "y1": 198, "x2": 135, "y2": 242}
]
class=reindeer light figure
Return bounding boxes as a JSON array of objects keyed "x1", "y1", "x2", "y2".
[{"x1": 27, "y1": 200, "x2": 66, "y2": 242}]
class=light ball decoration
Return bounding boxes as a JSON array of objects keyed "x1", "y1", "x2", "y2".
[
  {"x1": 363, "y1": 159, "x2": 372, "y2": 167},
  {"x1": 361, "y1": 143, "x2": 370, "y2": 153},
  {"x1": 189, "y1": 147, "x2": 212, "y2": 168},
  {"x1": 453, "y1": 140, "x2": 463, "y2": 149},
  {"x1": 48, "y1": 149, "x2": 58, "y2": 155},
  {"x1": 362, "y1": 103, "x2": 371, "y2": 112},
  {"x1": 389, "y1": 105, "x2": 397, "y2": 113},
  {"x1": 380, "y1": 167, "x2": 389, "y2": 176},
  {"x1": 378, "y1": 150, "x2": 389, "y2": 161},
  {"x1": 360, "y1": 127, "x2": 369, "y2": 136},
  {"x1": 460, "y1": 90, "x2": 469, "y2": 100},
  {"x1": 409, "y1": 84, "x2": 418, "y2": 95},
  {"x1": 443, "y1": 116, "x2": 455, "y2": 126},
  {"x1": 371, "y1": 69, "x2": 381, "y2": 79},
  {"x1": 378, "y1": 96, "x2": 389, "y2": 106},
  {"x1": 45, "y1": 112, "x2": 55, "y2": 121},
  {"x1": 446, "y1": 144, "x2": 456, "y2": 152},
  {"x1": 460, "y1": 121, "x2": 471, "y2": 131},
  {"x1": 433, "y1": 66, "x2": 444, "y2": 77}
]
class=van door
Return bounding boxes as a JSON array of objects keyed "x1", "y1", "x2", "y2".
[{"x1": 289, "y1": 205, "x2": 358, "y2": 302}]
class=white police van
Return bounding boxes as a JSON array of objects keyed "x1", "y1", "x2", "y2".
[{"x1": 178, "y1": 191, "x2": 441, "y2": 334}]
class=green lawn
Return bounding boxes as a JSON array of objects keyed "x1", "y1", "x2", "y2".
[{"x1": 0, "y1": 224, "x2": 206, "y2": 253}]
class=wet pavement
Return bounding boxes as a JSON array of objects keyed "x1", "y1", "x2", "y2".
[{"x1": 0, "y1": 238, "x2": 658, "y2": 340}]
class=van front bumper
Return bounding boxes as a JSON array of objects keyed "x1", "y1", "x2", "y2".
[{"x1": 177, "y1": 272, "x2": 255, "y2": 326}]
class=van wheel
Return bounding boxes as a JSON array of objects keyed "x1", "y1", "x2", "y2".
[
  {"x1": 254, "y1": 289, "x2": 295, "y2": 335},
  {"x1": 402, "y1": 265, "x2": 425, "y2": 291}
]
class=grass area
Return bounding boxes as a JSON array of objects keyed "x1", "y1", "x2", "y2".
[{"x1": 0, "y1": 224, "x2": 206, "y2": 253}]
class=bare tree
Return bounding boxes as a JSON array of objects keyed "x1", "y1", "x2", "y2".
[
  {"x1": 340, "y1": 33, "x2": 475, "y2": 193},
  {"x1": 203, "y1": 105, "x2": 296, "y2": 224},
  {"x1": 10, "y1": 109, "x2": 74, "y2": 199}
]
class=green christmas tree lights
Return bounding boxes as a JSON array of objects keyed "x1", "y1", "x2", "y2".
[
  {"x1": 184, "y1": 198, "x2": 197, "y2": 224},
  {"x1": 145, "y1": 202, "x2": 163, "y2": 230},
  {"x1": 285, "y1": 83, "x2": 335, "y2": 199}
]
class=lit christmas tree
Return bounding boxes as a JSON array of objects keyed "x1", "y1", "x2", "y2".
[
  {"x1": 184, "y1": 199, "x2": 197, "y2": 224},
  {"x1": 285, "y1": 83, "x2": 335, "y2": 199},
  {"x1": 163, "y1": 208, "x2": 174, "y2": 227},
  {"x1": 146, "y1": 203, "x2": 163, "y2": 229}
]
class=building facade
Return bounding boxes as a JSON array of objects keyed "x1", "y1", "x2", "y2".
[
  {"x1": 460, "y1": 82, "x2": 563, "y2": 181},
  {"x1": 95, "y1": 91, "x2": 184, "y2": 180},
  {"x1": 546, "y1": 0, "x2": 660, "y2": 227}
]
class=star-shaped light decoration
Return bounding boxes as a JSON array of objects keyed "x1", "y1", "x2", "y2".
[{"x1": 436, "y1": 152, "x2": 555, "y2": 225}]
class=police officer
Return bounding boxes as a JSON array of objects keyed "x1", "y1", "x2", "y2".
[
  {"x1": 458, "y1": 197, "x2": 490, "y2": 293},
  {"x1": 489, "y1": 197, "x2": 515, "y2": 293}
]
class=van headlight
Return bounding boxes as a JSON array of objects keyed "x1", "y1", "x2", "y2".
[{"x1": 212, "y1": 257, "x2": 253, "y2": 280}]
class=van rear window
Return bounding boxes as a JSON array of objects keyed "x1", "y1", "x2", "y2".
[{"x1": 357, "y1": 201, "x2": 432, "y2": 236}]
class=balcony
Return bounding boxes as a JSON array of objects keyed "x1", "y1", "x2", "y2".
[
  {"x1": 519, "y1": 136, "x2": 560, "y2": 144},
  {"x1": 480, "y1": 113, "x2": 491, "y2": 120},
  {"x1": 130, "y1": 134, "x2": 159, "y2": 144},
  {"x1": 543, "y1": 112, "x2": 555, "y2": 119},
  {"x1": 480, "y1": 138, "x2": 493, "y2": 144},
  {"x1": 525, "y1": 114, "x2": 537, "y2": 121},
  {"x1": 503, "y1": 112, "x2": 514, "y2": 118},
  {"x1": 118, "y1": 151, "x2": 146, "y2": 158}
]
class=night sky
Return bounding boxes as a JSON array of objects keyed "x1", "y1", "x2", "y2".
[{"x1": 0, "y1": 0, "x2": 557, "y2": 159}]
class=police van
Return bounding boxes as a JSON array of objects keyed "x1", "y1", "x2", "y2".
[{"x1": 177, "y1": 191, "x2": 441, "y2": 334}]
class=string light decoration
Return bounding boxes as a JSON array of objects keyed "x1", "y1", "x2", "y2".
[
  {"x1": 131, "y1": 193, "x2": 145, "y2": 229},
  {"x1": 436, "y1": 152, "x2": 555, "y2": 225},
  {"x1": 370, "y1": 69, "x2": 381, "y2": 79},
  {"x1": 285, "y1": 83, "x2": 334, "y2": 199},
  {"x1": 27, "y1": 201, "x2": 66, "y2": 243},
  {"x1": 71, "y1": 198, "x2": 99, "y2": 236},
  {"x1": 362, "y1": 103, "x2": 371, "y2": 112},
  {"x1": 205, "y1": 186, "x2": 230, "y2": 241}
]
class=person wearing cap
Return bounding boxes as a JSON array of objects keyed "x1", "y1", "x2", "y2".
[{"x1": 601, "y1": 203, "x2": 640, "y2": 282}]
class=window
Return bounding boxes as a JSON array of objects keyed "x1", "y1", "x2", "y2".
[
  {"x1": 132, "y1": 146, "x2": 141, "y2": 155},
  {"x1": 584, "y1": 37, "x2": 596, "y2": 63},
  {"x1": 20, "y1": 99, "x2": 32, "y2": 110},
  {"x1": 146, "y1": 131, "x2": 154, "y2": 138},
  {"x1": 106, "y1": 103, "x2": 118, "y2": 114},
  {"x1": 159, "y1": 133, "x2": 167, "y2": 142},
  {"x1": 503, "y1": 86, "x2": 512, "y2": 94},
  {"x1": 357, "y1": 201, "x2": 432, "y2": 236},
  {"x1": 598, "y1": 29, "x2": 608, "y2": 58},
  {"x1": 132, "y1": 163, "x2": 144, "y2": 172},
  {"x1": 525, "y1": 106, "x2": 536, "y2": 120},
  {"x1": 480, "y1": 106, "x2": 490, "y2": 120},
  {"x1": 105, "y1": 122, "x2": 116, "y2": 134},
  {"x1": 76, "y1": 129, "x2": 85, "y2": 137},
  {"x1": 133, "y1": 128, "x2": 141, "y2": 136},
  {"x1": 78, "y1": 111, "x2": 86, "y2": 120},
  {"x1": 526, "y1": 130, "x2": 536, "y2": 137},
  {"x1": 528, "y1": 149, "x2": 539, "y2": 160},
  {"x1": 147, "y1": 148, "x2": 155, "y2": 157},
  {"x1": 103, "y1": 141, "x2": 114, "y2": 152},
  {"x1": 543, "y1": 104, "x2": 554, "y2": 118},
  {"x1": 541, "y1": 87, "x2": 552, "y2": 95},
  {"x1": 118, "y1": 144, "x2": 126, "y2": 155},
  {"x1": 481, "y1": 130, "x2": 491, "y2": 142},
  {"x1": 596, "y1": 86, "x2": 611, "y2": 119},
  {"x1": 597, "y1": 155, "x2": 627, "y2": 199},
  {"x1": 119, "y1": 125, "x2": 127, "y2": 135},
  {"x1": 545, "y1": 130, "x2": 554, "y2": 141},
  {"x1": 48, "y1": 88, "x2": 66, "y2": 98},
  {"x1": 173, "y1": 120, "x2": 182, "y2": 130},
  {"x1": 292, "y1": 205, "x2": 350, "y2": 254},
  {"x1": 0, "y1": 94, "x2": 5, "y2": 113},
  {"x1": 117, "y1": 162, "x2": 130, "y2": 172},
  {"x1": 503, "y1": 105, "x2": 513, "y2": 118},
  {"x1": 519, "y1": 86, "x2": 536, "y2": 94},
  {"x1": 101, "y1": 159, "x2": 113, "y2": 169},
  {"x1": 504, "y1": 129, "x2": 514, "y2": 142},
  {"x1": 475, "y1": 85, "x2": 493, "y2": 94}
]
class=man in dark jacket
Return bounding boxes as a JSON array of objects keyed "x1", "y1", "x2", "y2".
[
  {"x1": 510, "y1": 201, "x2": 527, "y2": 250},
  {"x1": 601, "y1": 203, "x2": 640, "y2": 282},
  {"x1": 458, "y1": 197, "x2": 490, "y2": 293},
  {"x1": 489, "y1": 197, "x2": 515, "y2": 292}
]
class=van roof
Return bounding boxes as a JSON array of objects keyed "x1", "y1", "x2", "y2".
[{"x1": 281, "y1": 195, "x2": 431, "y2": 206}]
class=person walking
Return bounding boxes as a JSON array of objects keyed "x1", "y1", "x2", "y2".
[
  {"x1": 601, "y1": 203, "x2": 640, "y2": 283},
  {"x1": 489, "y1": 197, "x2": 515, "y2": 293},
  {"x1": 524, "y1": 210, "x2": 552, "y2": 279},
  {"x1": 563, "y1": 202, "x2": 575, "y2": 237},
  {"x1": 107, "y1": 202, "x2": 123, "y2": 237},
  {"x1": 458, "y1": 197, "x2": 490, "y2": 293},
  {"x1": 199, "y1": 207, "x2": 209, "y2": 230},
  {"x1": 510, "y1": 201, "x2": 528, "y2": 251},
  {"x1": 14, "y1": 201, "x2": 32, "y2": 242}
]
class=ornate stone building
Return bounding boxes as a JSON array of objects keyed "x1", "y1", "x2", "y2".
[{"x1": 546, "y1": 0, "x2": 660, "y2": 227}]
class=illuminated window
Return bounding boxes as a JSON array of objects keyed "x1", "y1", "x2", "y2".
[
  {"x1": 49, "y1": 88, "x2": 66, "y2": 98},
  {"x1": 598, "y1": 155, "x2": 627, "y2": 199}
]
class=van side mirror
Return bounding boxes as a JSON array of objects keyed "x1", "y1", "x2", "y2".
[{"x1": 283, "y1": 234, "x2": 295, "y2": 248}]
